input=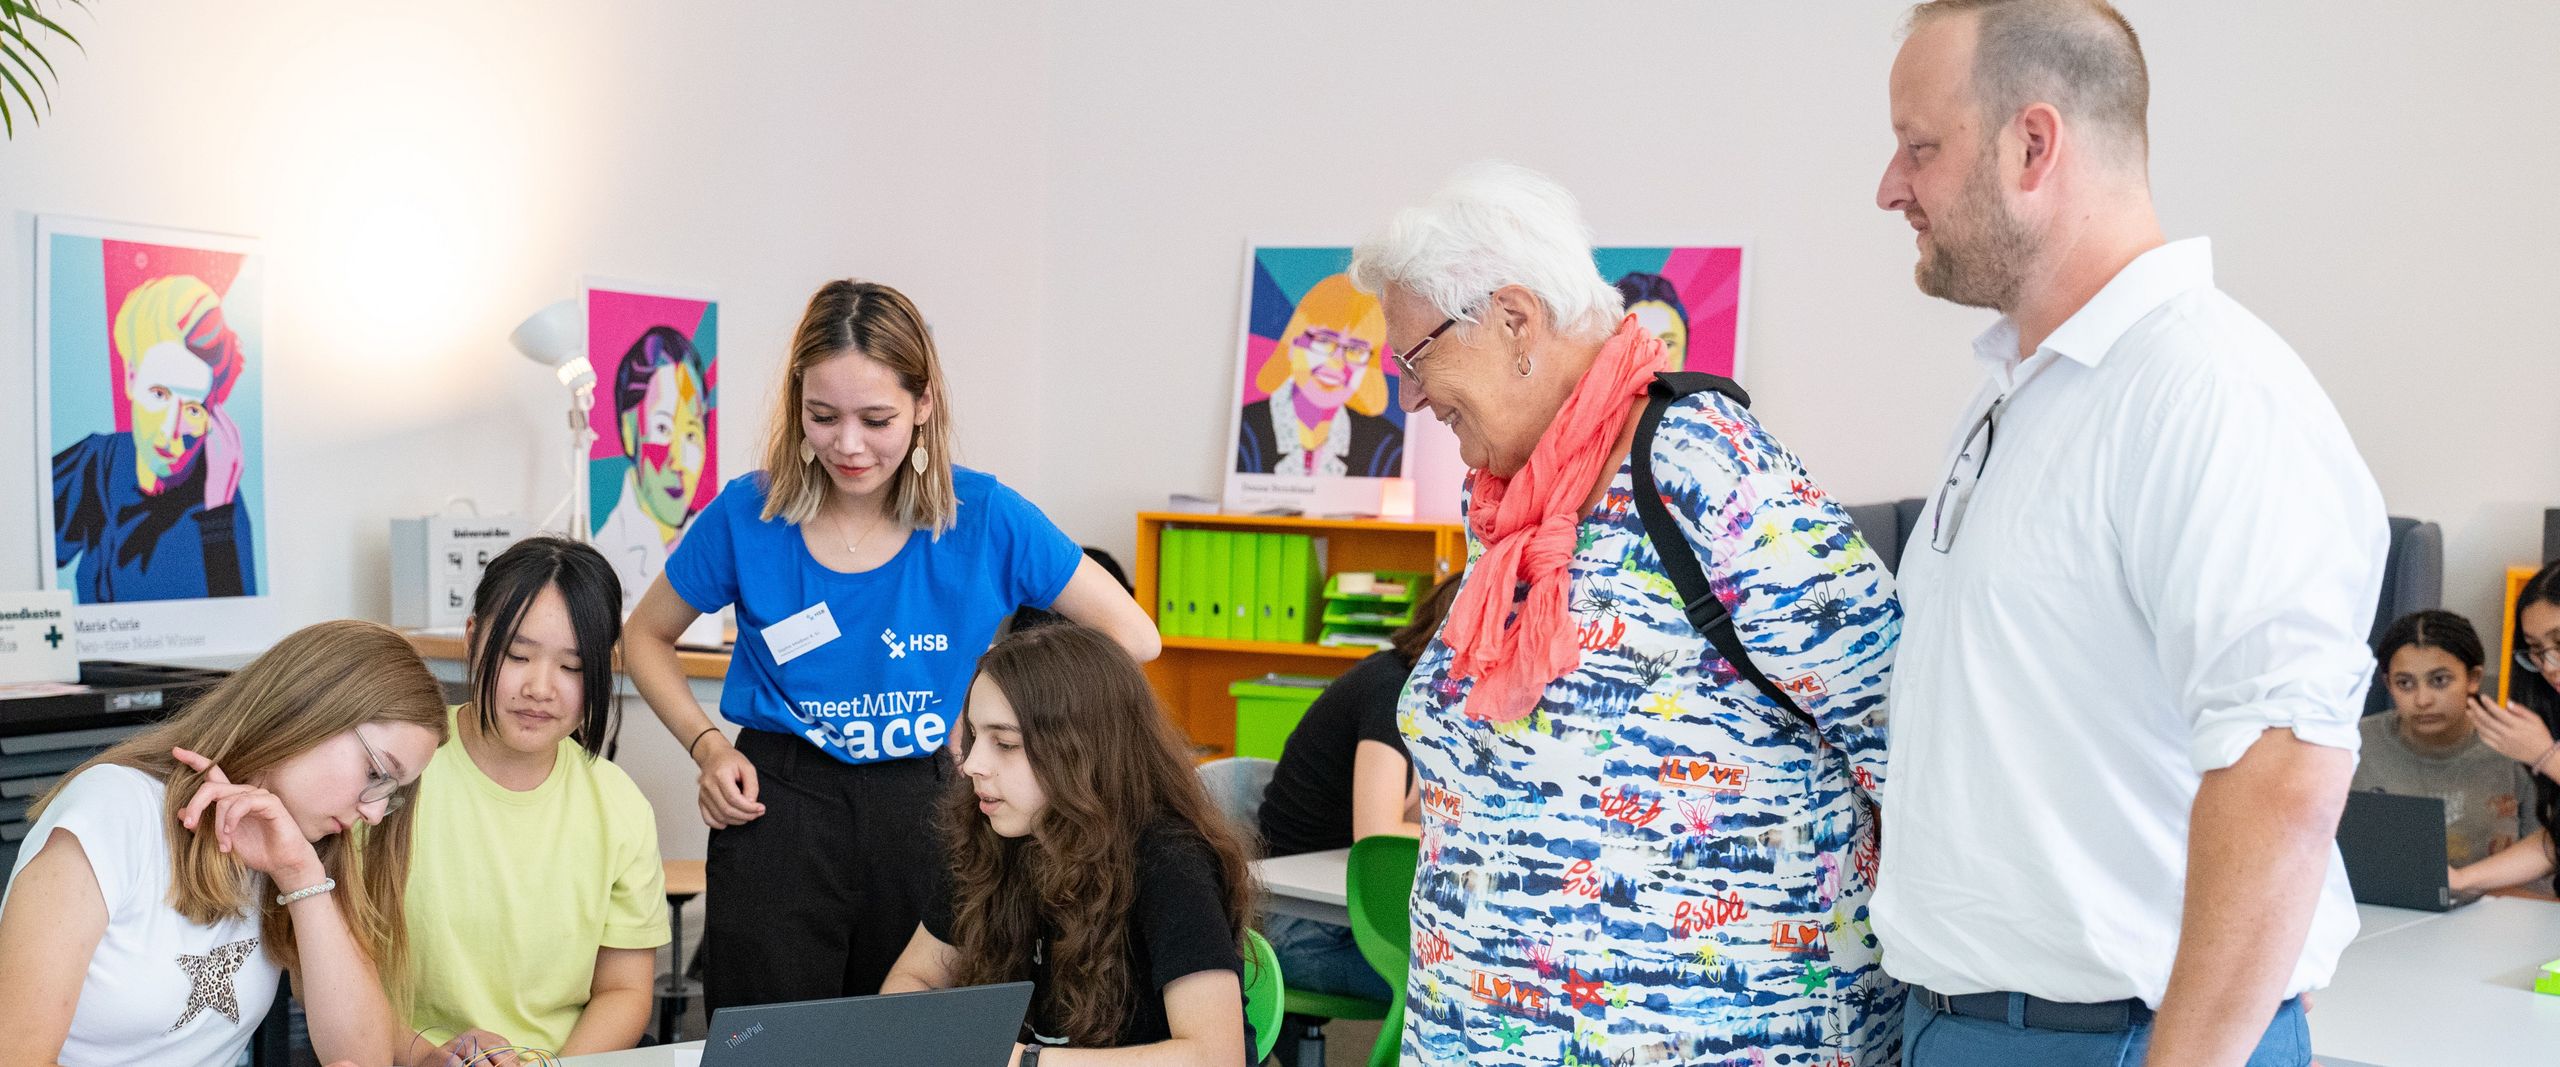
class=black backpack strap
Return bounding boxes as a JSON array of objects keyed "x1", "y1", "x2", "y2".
[{"x1": 1628, "y1": 372, "x2": 1815, "y2": 729}]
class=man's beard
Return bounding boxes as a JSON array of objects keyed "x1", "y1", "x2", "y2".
[{"x1": 1916, "y1": 149, "x2": 2037, "y2": 312}]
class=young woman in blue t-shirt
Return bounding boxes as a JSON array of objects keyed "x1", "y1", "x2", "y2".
[{"x1": 623, "y1": 279, "x2": 1158, "y2": 1012}]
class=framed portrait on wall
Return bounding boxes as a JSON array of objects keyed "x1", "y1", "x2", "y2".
[
  {"x1": 1224, "y1": 244, "x2": 1410, "y2": 516},
  {"x1": 1225, "y1": 242, "x2": 1753, "y2": 521},
  {"x1": 581, "y1": 281, "x2": 718, "y2": 624},
  {"x1": 32, "y1": 215, "x2": 284, "y2": 657},
  {"x1": 1593, "y1": 244, "x2": 1751, "y2": 381}
]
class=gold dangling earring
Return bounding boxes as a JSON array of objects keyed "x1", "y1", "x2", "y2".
[
  {"x1": 1516, "y1": 356, "x2": 1535, "y2": 378},
  {"x1": 910, "y1": 443, "x2": 930, "y2": 475},
  {"x1": 799, "y1": 439, "x2": 816, "y2": 464}
]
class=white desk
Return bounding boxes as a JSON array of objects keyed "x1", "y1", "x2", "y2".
[
  {"x1": 560, "y1": 886, "x2": 2560, "y2": 1067},
  {"x1": 1255, "y1": 847, "x2": 1350, "y2": 927},
  {"x1": 557, "y1": 1041, "x2": 700, "y2": 1065},
  {"x1": 2311, "y1": 896, "x2": 2560, "y2": 1066}
]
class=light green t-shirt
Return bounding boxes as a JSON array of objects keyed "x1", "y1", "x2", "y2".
[{"x1": 405, "y1": 706, "x2": 668, "y2": 1053}]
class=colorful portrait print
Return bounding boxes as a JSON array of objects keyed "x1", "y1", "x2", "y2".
[
  {"x1": 615, "y1": 326, "x2": 710, "y2": 539},
  {"x1": 50, "y1": 241, "x2": 263, "y2": 604},
  {"x1": 1235, "y1": 271, "x2": 1405, "y2": 480},
  {"x1": 1592, "y1": 246, "x2": 1747, "y2": 379},
  {"x1": 584, "y1": 286, "x2": 718, "y2": 612},
  {"x1": 1614, "y1": 271, "x2": 1689, "y2": 368}
]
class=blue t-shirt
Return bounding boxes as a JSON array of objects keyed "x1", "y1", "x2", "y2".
[{"x1": 665, "y1": 468, "x2": 1082, "y2": 765}]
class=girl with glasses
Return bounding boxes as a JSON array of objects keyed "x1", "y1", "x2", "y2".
[
  {"x1": 2454, "y1": 560, "x2": 2560, "y2": 894},
  {"x1": 0, "y1": 621, "x2": 446, "y2": 1067},
  {"x1": 395, "y1": 537, "x2": 668, "y2": 1066}
]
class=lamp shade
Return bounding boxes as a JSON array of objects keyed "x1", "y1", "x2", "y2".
[{"x1": 508, "y1": 298, "x2": 583, "y2": 369}]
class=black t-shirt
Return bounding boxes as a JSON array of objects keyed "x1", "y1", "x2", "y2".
[
  {"x1": 923, "y1": 820, "x2": 1248, "y2": 1058},
  {"x1": 1256, "y1": 650, "x2": 1415, "y2": 858}
]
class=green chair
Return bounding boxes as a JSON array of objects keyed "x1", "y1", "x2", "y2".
[
  {"x1": 1241, "y1": 929, "x2": 1287, "y2": 1064},
  {"x1": 1346, "y1": 835, "x2": 1420, "y2": 1067},
  {"x1": 1278, "y1": 986, "x2": 1387, "y2": 1067}
]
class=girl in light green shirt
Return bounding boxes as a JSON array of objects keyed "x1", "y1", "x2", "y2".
[{"x1": 399, "y1": 537, "x2": 667, "y2": 1065}]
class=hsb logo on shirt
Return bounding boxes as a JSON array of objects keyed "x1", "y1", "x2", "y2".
[{"x1": 879, "y1": 630, "x2": 951, "y2": 659}]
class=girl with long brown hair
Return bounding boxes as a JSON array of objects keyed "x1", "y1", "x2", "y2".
[
  {"x1": 623, "y1": 279, "x2": 1159, "y2": 1013},
  {"x1": 882, "y1": 623, "x2": 1257, "y2": 1066},
  {"x1": 0, "y1": 620, "x2": 446, "y2": 1067}
]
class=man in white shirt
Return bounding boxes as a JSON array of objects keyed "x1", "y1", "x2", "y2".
[{"x1": 1870, "y1": 3, "x2": 2386, "y2": 1066}]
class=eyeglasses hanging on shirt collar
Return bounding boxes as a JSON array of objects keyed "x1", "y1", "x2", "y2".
[
  {"x1": 1928, "y1": 399, "x2": 2003, "y2": 553},
  {"x1": 1929, "y1": 353, "x2": 2064, "y2": 554}
]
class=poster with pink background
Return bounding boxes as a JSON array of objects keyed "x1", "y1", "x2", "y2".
[{"x1": 583, "y1": 284, "x2": 717, "y2": 609}]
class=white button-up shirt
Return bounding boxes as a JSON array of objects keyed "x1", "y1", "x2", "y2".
[{"x1": 1872, "y1": 238, "x2": 2386, "y2": 1007}]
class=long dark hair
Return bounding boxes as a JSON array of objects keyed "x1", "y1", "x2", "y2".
[
  {"x1": 942, "y1": 624, "x2": 1256, "y2": 1047},
  {"x1": 2512, "y1": 561, "x2": 2560, "y2": 864},
  {"x1": 467, "y1": 537, "x2": 622, "y2": 757}
]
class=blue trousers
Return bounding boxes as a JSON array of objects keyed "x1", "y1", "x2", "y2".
[
  {"x1": 1264, "y1": 912, "x2": 1395, "y2": 1002},
  {"x1": 1903, "y1": 991, "x2": 2312, "y2": 1067}
]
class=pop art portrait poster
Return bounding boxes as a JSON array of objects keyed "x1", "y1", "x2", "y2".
[
  {"x1": 1225, "y1": 244, "x2": 1749, "y2": 517},
  {"x1": 1226, "y1": 246, "x2": 1411, "y2": 515},
  {"x1": 583, "y1": 282, "x2": 717, "y2": 614},
  {"x1": 1594, "y1": 245, "x2": 1749, "y2": 380},
  {"x1": 34, "y1": 216, "x2": 284, "y2": 658}
]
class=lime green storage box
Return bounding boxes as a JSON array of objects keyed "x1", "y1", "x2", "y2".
[{"x1": 1230, "y1": 676, "x2": 1328, "y2": 760}]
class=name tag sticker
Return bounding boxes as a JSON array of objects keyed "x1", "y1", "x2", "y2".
[{"x1": 763, "y1": 601, "x2": 842, "y2": 666}]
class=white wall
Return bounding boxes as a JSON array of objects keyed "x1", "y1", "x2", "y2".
[
  {"x1": 0, "y1": 0, "x2": 1054, "y2": 614},
  {"x1": 4, "y1": 1, "x2": 2555, "y2": 850},
  {"x1": 1034, "y1": 0, "x2": 2560, "y2": 653},
  {"x1": 0, "y1": 0, "x2": 1051, "y2": 859}
]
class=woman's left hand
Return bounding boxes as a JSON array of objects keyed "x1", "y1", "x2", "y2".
[
  {"x1": 172, "y1": 747, "x2": 325, "y2": 887},
  {"x1": 2471, "y1": 696, "x2": 2556, "y2": 770}
]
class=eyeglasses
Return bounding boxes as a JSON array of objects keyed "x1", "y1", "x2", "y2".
[
  {"x1": 1289, "y1": 327, "x2": 1376, "y2": 367},
  {"x1": 1928, "y1": 399, "x2": 2003, "y2": 553},
  {"x1": 354, "y1": 728, "x2": 407, "y2": 812},
  {"x1": 1393, "y1": 317, "x2": 1458, "y2": 379},
  {"x1": 2519, "y1": 645, "x2": 2560, "y2": 676}
]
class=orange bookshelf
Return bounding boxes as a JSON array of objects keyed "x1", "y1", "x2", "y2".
[
  {"x1": 1134, "y1": 511, "x2": 1465, "y2": 755},
  {"x1": 2500, "y1": 564, "x2": 2541, "y2": 704}
]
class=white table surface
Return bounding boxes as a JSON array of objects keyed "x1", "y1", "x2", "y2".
[
  {"x1": 561, "y1": 879, "x2": 2560, "y2": 1067},
  {"x1": 1254, "y1": 847, "x2": 1350, "y2": 928},
  {"x1": 557, "y1": 1041, "x2": 700, "y2": 1065},
  {"x1": 2311, "y1": 896, "x2": 2560, "y2": 1067}
]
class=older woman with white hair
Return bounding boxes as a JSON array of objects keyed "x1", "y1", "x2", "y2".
[{"x1": 1353, "y1": 163, "x2": 1902, "y2": 1065}]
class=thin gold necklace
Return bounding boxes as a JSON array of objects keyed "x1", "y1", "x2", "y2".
[{"x1": 837, "y1": 504, "x2": 891, "y2": 560}]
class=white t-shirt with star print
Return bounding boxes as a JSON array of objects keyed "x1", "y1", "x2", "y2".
[{"x1": 3, "y1": 764, "x2": 280, "y2": 1067}]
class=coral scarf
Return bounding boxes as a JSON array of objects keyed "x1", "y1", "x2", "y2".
[{"x1": 1441, "y1": 317, "x2": 1665, "y2": 723}]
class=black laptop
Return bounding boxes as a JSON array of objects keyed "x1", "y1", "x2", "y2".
[
  {"x1": 2335, "y1": 790, "x2": 2480, "y2": 912},
  {"x1": 700, "y1": 982, "x2": 1034, "y2": 1067}
]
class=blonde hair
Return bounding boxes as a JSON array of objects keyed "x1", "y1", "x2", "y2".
[
  {"x1": 1252, "y1": 275, "x2": 1390, "y2": 417},
  {"x1": 32, "y1": 620, "x2": 448, "y2": 1000},
  {"x1": 759, "y1": 280, "x2": 959, "y2": 534},
  {"x1": 112, "y1": 274, "x2": 246, "y2": 404}
]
